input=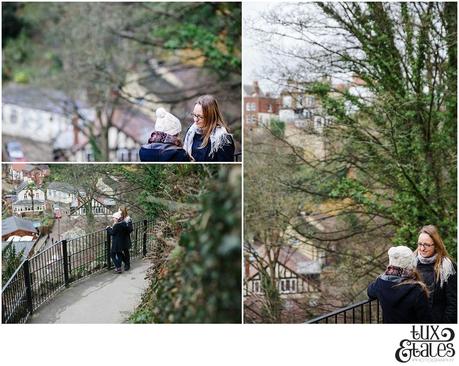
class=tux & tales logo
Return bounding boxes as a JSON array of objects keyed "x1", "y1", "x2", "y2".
[{"x1": 395, "y1": 325, "x2": 455, "y2": 363}]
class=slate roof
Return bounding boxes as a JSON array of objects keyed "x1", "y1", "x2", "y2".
[
  {"x1": 2, "y1": 83, "x2": 88, "y2": 115},
  {"x1": 247, "y1": 241, "x2": 322, "y2": 279},
  {"x1": 2, "y1": 216, "x2": 38, "y2": 236},
  {"x1": 16, "y1": 181, "x2": 44, "y2": 194},
  {"x1": 2, "y1": 240, "x2": 35, "y2": 259},
  {"x1": 47, "y1": 181, "x2": 78, "y2": 194},
  {"x1": 12, "y1": 199, "x2": 45, "y2": 206}
]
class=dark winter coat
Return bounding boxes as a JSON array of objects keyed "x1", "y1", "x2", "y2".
[
  {"x1": 139, "y1": 142, "x2": 190, "y2": 162},
  {"x1": 367, "y1": 275, "x2": 433, "y2": 324},
  {"x1": 123, "y1": 219, "x2": 133, "y2": 250},
  {"x1": 190, "y1": 133, "x2": 235, "y2": 162},
  {"x1": 107, "y1": 221, "x2": 131, "y2": 253},
  {"x1": 417, "y1": 261, "x2": 457, "y2": 323}
]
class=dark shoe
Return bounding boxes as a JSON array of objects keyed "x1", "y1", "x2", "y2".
[
  {"x1": 124, "y1": 264, "x2": 130, "y2": 271},
  {"x1": 114, "y1": 268, "x2": 122, "y2": 274}
]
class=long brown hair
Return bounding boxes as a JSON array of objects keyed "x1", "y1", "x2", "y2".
[
  {"x1": 119, "y1": 206, "x2": 128, "y2": 220},
  {"x1": 195, "y1": 95, "x2": 230, "y2": 148},
  {"x1": 416, "y1": 225, "x2": 451, "y2": 283},
  {"x1": 395, "y1": 269, "x2": 430, "y2": 298}
]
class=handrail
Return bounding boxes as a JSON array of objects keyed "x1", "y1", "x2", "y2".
[
  {"x1": 2, "y1": 219, "x2": 155, "y2": 324},
  {"x1": 1, "y1": 258, "x2": 26, "y2": 291},
  {"x1": 306, "y1": 298, "x2": 382, "y2": 324}
]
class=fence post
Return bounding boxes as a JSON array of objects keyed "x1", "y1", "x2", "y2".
[
  {"x1": 106, "y1": 228, "x2": 112, "y2": 269},
  {"x1": 143, "y1": 220, "x2": 147, "y2": 256},
  {"x1": 62, "y1": 240, "x2": 70, "y2": 287},
  {"x1": 23, "y1": 260, "x2": 34, "y2": 316}
]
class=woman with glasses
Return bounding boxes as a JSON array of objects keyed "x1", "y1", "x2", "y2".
[
  {"x1": 183, "y1": 95, "x2": 235, "y2": 162},
  {"x1": 416, "y1": 225, "x2": 457, "y2": 323}
]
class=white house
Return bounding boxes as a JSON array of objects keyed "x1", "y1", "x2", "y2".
[
  {"x1": 71, "y1": 197, "x2": 116, "y2": 216},
  {"x1": 16, "y1": 181, "x2": 45, "y2": 201},
  {"x1": 12, "y1": 199, "x2": 45, "y2": 214},
  {"x1": 13, "y1": 181, "x2": 46, "y2": 214},
  {"x1": 46, "y1": 182, "x2": 78, "y2": 204},
  {"x1": 244, "y1": 242, "x2": 321, "y2": 298},
  {"x1": 2, "y1": 84, "x2": 89, "y2": 145}
]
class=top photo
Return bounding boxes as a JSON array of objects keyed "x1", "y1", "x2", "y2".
[{"x1": 2, "y1": 2, "x2": 242, "y2": 163}]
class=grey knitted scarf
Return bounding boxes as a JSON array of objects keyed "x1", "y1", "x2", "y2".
[
  {"x1": 183, "y1": 122, "x2": 231, "y2": 159},
  {"x1": 417, "y1": 253, "x2": 456, "y2": 288}
]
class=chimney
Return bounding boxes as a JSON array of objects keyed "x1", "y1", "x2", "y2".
[
  {"x1": 253, "y1": 81, "x2": 260, "y2": 96},
  {"x1": 72, "y1": 115, "x2": 79, "y2": 146}
]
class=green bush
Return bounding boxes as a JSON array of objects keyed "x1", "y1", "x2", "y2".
[{"x1": 131, "y1": 167, "x2": 241, "y2": 323}]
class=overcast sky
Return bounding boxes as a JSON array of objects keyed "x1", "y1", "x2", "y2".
[{"x1": 242, "y1": 2, "x2": 280, "y2": 94}]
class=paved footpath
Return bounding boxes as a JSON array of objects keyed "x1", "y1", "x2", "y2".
[{"x1": 30, "y1": 258, "x2": 151, "y2": 324}]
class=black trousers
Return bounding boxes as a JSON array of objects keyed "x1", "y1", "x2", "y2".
[
  {"x1": 122, "y1": 248, "x2": 130, "y2": 266},
  {"x1": 111, "y1": 251, "x2": 125, "y2": 269}
]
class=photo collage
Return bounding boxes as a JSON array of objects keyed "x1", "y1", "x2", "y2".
[{"x1": 1, "y1": 1, "x2": 457, "y2": 365}]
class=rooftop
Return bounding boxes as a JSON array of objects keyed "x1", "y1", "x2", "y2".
[
  {"x1": 2, "y1": 216, "x2": 38, "y2": 236},
  {"x1": 2, "y1": 83, "x2": 88, "y2": 115}
]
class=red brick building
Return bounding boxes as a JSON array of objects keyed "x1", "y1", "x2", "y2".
[{"x1": 243, "y1": 81, "x2": 280, "y2": 128}]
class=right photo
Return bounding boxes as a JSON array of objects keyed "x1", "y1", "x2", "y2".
[{"x1": 243, "y1": 2, "x2": 457, "y2": 323}]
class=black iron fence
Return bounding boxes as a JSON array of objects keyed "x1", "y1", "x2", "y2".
[
  {"x1": 2, "y1": 220, "x2": 155, "y2": 324},
  {"x1": 306, "y1": 299, "x2": 382, "y2": 324}
]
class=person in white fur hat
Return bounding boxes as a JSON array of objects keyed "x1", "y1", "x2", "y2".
[
  {"x1": 367, "y1": 245, "x2": 432, "y2": 323},
  {"x1": 139, "y1": 108, "x2": 190, "y2": 162},
  {"x1": 106, "y1": 210, "x2": 131, "y2": 273}
]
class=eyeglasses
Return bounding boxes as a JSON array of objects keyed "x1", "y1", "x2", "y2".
[
  {"x1": 191, "y1": 113, "x2": 204, "y2": 121},
  {"x1": 417, "y1": 242, "x2": 434, "y2": 249}
]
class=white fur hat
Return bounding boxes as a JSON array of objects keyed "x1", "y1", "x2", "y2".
[
  {"x1": 388, "y1": 246, "x2": 416, "y2": 269},
  {"x1": 155, "y1": 108, "x2": 181, "y2": 135}
]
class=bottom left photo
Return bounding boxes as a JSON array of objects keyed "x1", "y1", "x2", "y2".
[{"x1": 1, "y1": 163, "x2": 241, "y2": 324}]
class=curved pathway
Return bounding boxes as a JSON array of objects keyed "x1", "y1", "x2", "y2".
[{"x1": 30, "y1": 258, "x2": 151, "y2": 324}]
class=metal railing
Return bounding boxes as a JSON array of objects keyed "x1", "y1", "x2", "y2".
[
  {"x1": 2, "y1": 219, "x2": 155, "y2": 324},
  {"x1": 306, "y1": 299, "x2": 382, "y2": 324}
]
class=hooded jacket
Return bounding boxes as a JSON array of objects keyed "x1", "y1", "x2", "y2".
[
  {"x1": 107, "y1": 221, "x2": 131, "y2": 253},
  {"x1": 139, "y1": 142, "x2": 190, "y2": 162},
  {"x1": 367, "y1": 275, "x2": 433, "y2": 323}
]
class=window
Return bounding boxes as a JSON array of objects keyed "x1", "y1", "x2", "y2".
[
  {"x1": 246, "y1": 114, "x2": 257, "y2": 125},
  {"x1": 305, "y1": 96, "x2": 315, "y2": 107},
  {"x1": 283, "y1": 96, "x2": 292, "y2": 108},
  {"x1": 245, "y1": 102, "x2": 256, "y2": 112},
  {"x1": 254, "y1": 281, "x2": 260, "y2": 293},
  {"x1": 10, "y1": 108, "x2": 18, "y2": 124},
  {"x1": 117, "y1": 148, "x2": 130, "y2": 162},
  {"x1": 267, "y1": 104, "x2": 273, "y2": 113}
]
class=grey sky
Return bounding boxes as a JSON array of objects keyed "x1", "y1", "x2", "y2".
[{"x1": 243, "y1": 2, "x2": 280, "y2": 94}]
